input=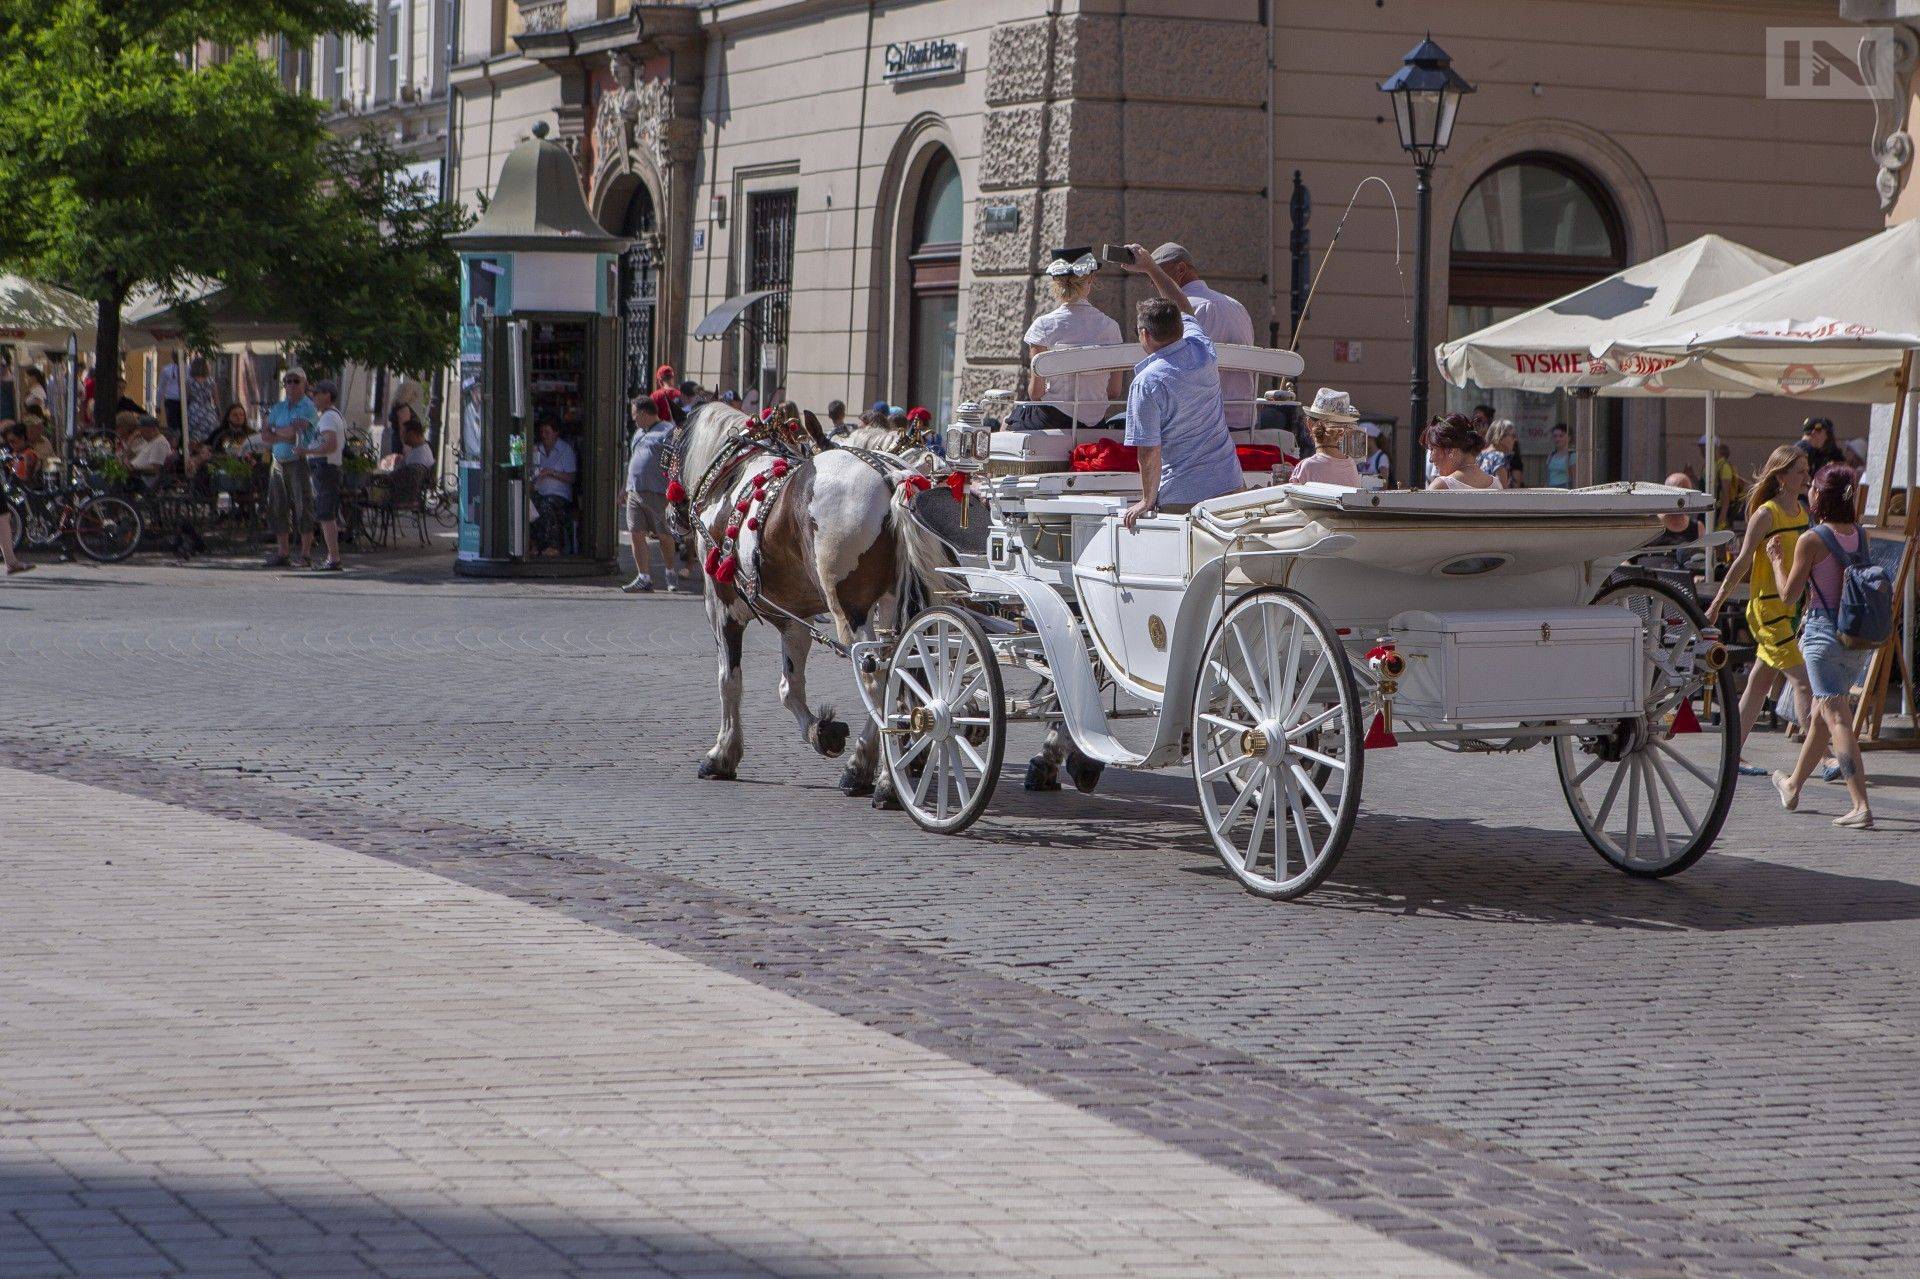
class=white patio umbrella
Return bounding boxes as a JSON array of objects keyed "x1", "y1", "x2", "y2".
[
  {"x1": 1438, "y1": 234, "x2": 1789, "y2": 582},
  {"x1": 0, "y1": 274, "x2": 99, "y2": 347},
  {"x1": 1597, "y1": 218, "x2": 1920, "y2": 405},
  {"x1": 1602, "y1": 219, "x2": 1920, "y2": 729}
]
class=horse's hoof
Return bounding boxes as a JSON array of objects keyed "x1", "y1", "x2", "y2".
[
  {"x1": 839, "y1": 763, "x2": 874, "y2": 797},
  {"x1": 697, "y1": 757, "x2": 737, "y2": 781},
  {"x1": 1064, "y1": 750, "x2": 1105, "y2": 794},
  {"x1": 872, "y1": 781, "x2": 902, "y2": 811},
  {"x1": 1024, "y1": 755, "x2": 1061, "y2": 792},
  {"x1": 815, "y1": 718, "x2": 850, "y2": 758}
]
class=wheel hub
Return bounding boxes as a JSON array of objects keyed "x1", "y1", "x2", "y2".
[
  {"x1": 1240, "y1": 721, "x2": 1285, "y2": 761},
  {"x1": 909, "y1": 701, "x2": 952, "y2": 741}
]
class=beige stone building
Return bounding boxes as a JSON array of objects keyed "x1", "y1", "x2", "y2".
[{"x1": 449, "y1": 0, "x2": 1886, "y2": 480}]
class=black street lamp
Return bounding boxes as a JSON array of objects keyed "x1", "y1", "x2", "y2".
[{"x1": 1380, "y1": 36, "x2": 1472, "y2": 486}]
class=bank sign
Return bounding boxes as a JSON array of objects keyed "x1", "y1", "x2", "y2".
[{"x1": 884, "y1": 38, "x2": 964, "y2": 85}]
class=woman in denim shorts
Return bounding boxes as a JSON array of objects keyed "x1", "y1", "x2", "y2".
[{"x1": 1770, "y1": 464, "x2": 1873, "y2": 830}]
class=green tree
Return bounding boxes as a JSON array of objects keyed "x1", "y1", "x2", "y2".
[{"x1": 0, "y1": 0, "x2": 465, "y2": 421}]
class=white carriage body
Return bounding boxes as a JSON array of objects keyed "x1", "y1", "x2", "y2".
[{"x1": 869, "y1": 343, "x2": 1735, "y2": 898}]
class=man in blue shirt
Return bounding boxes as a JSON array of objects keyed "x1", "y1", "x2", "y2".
[
  {"x1": 263, "y1": 369, "x2": 317, "y2": 567},
  {"x1": 1119, "y1": 244, "x2": 1243, "y2": 529}
]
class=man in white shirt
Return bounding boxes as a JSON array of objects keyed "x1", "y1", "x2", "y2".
[
  {"x1": 128, "y1": 415, "x2": 175, "y2": 488},
  {"x1": 297, "y1": 378, "x2": 347, "y2": 571},
  {"x1": 1150, "y1": 244, "x2": 1256, "y2": 428}
]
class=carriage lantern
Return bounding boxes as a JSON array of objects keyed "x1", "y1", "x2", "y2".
[{"x1": 945, "y1": 403, "x2": 993, "y2": 472}]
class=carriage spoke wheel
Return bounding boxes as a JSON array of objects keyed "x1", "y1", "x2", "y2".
[
  {"x1": 1192, "y1": 588, "x2": 1363, "y2": 900},
  {"x1": 883, "y1": 606, "x2": 1006, "y2": 835},
  {"x1": 1555, "y1": 576, "x2": 1739, "y2": 877}
]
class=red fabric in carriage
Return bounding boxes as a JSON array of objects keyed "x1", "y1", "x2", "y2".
[{"x1": 1068, "y1": 440, "x2": 1297, "y2": 473}]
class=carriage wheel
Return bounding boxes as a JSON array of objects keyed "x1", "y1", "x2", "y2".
[
  {"x1": 883, "y1": 605, "x2": 1006, "y2": 835},
  {"x1": 1192, "y1": 588, "x2": 1363, "y2": 900},
  {"x1": 1555, "y1": 575, "x2": 1739, "y2": 877}
]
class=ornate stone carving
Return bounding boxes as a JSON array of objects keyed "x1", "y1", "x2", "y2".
[
  {"x1": 594, "y1": 53, "x2": 675, "y2": 187},
  {"x1": 1865, "y1": 23, "x2": 1918, "y2": 212},
  {"x1": 518, "y1": 0, "x2": 564, "y2": 35}
]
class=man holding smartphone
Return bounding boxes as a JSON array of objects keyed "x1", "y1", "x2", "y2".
[{"x1": 1117, "y1": 245, "x2": 1241, "y2": 530}]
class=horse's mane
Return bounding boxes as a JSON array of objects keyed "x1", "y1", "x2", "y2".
[
  {"x1": 675, "y1": 401, "x2": 753, "y2": 502},
  {"x1": 842, "y1": 424, "x2": 914, "y2": 453}
]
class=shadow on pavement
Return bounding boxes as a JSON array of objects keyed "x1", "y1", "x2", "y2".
[
  {"x1": 961, "y1": 770, "x2": 1920, "y2": 934},
  {"x1": 0, "y1": 1160, "x2": 897, "y2": 1279}
]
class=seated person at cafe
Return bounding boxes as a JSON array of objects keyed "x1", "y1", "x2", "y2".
[
  {"x1": 1289, "y1": 389, "x2": 1363, "y2": 487},
  {"x1": 1012, "y1": 247, "x2": 1124, "y2": 431},
  {"x1": 128, "y1": 414, "x2": 176, "y2": 488},
  {"x1": 2, "y1": 423, "x2": 40, "y2": 484},
  {"x1": 399, "y1": 422, "x2": 434, "y2": 471},
  {"x1": 1424, "y1": 414, "x2": 1500, "y2": 491},
  {"x1": 529, "y1": 414, "x2": 577, "y2": 556}
]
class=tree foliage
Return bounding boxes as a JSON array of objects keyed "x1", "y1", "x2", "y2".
[{"x1": 0, "y1": 0, "x2": 468, "y2": 415}]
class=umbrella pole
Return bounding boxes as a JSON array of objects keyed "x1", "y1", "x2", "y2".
[
  {"x1": 1701, "y1": 391, "x2": 1717, "y2": 587},
  {"x1": 1577, "y1": 390, "x2": 1596, "y2": 487}
]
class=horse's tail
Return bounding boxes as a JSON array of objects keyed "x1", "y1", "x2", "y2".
[{"x1": 889, "y1": 481, "x2": 951, "y2": 626}]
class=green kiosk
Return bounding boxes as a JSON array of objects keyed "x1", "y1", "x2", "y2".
[{"x1": 451, "y1": 122, "x2": 627, "y2": 578}]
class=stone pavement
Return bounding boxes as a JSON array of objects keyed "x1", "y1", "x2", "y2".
[
  {"x1": 1, "y1": 553, "x2": 1918, "y2": 1276},
  {"x1": 0, "y1": 765, "x2": 1479, "y2": 1279}
]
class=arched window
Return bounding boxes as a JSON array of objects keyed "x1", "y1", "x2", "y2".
[
  {"x1": 1447, "y1": 155, "x2": 1627, "y2": 479},
  {"x1": 907, "y1": 152, "x2": 962, "y2": 414}
]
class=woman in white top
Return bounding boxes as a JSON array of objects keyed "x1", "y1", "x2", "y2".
[
  {"x1": 1424, "y1": 413, "x2": 1501, "y2": 491},
  {"x1": 1010, "y1": 247, "x2": 1124, "y2": 431}
]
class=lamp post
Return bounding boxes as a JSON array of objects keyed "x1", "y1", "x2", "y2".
[{"x1": 1380, "y1": 36, "x2": 1472, "y2": 487}]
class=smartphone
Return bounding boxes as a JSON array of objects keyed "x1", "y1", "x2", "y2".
[{"x1": 1099, "y1": 243, "x2": 1134, "y2": 265}]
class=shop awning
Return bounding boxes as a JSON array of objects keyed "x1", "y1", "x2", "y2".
[{"x1": 694, "y1": 289, "x2": 785, "y2": 341}]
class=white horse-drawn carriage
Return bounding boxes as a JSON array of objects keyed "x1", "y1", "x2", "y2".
[{"x1": 854, "y1": 344, "x2": 1740, "y2": 899}]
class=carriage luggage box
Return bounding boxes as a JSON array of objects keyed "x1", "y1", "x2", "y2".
[{"x1": 1387, "y1": 607, "x2": 1645, "y2": 723}]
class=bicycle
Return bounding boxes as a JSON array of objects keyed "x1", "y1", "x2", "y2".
[
  {"x1": 1, "y1": 452, "x2": 145, "y2": 563},
  {"x1": 423, "y1": 472, "x2": 460, "y2": 529}
]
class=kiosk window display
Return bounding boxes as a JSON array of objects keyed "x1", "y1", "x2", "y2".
[{"x1": 449, "y1": 123, "x2": 628, "y2": 578}]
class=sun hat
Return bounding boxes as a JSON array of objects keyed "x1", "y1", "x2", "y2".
[{"x1": 1302, "y1": 388, "x2": 1360, "y2": 423}]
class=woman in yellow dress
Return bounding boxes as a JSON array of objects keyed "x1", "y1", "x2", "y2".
[{"x1": 1706, "y1": 445, "x2": 1813, "y2": 775}]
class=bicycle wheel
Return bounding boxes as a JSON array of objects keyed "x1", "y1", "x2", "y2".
[
  {"x1": 72, "y1": 496, "x2": 142, "y2": 563},
  {"x1": 429, "y1": 486, "x2": 459, "y2": 529}
]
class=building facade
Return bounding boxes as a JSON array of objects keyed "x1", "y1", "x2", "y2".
[{"x1": 448, "y1": 0, "x2": 1884, "y2": 480}]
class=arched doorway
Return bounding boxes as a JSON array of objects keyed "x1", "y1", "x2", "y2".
[
  {"x1": 616, "y1": 182, "x2": 660, "y2": 408},
  {"x1": 1446, "y1": 155, "x2": 1626, "y2": 480},
  {"x1": 906, "y1": 151, "x2": 962, "y2": 414}
]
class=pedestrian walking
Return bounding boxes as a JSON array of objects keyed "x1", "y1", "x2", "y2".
[
  {"x1": 1706, "y1": 445, "x2": 1814, "y2": 776},
  {"x1": 1797, "y1": 417, "x2": 1844, "y2": 474},
  {"x1": 619, "y1": 395, "x2": 680, "y2": 593},
  {"x1": 1770, "y1": 464, "x2": 1878, "y2": 828},
  {"x1": 186, "y1": 357, "x2": 221, "y2": 444},
  {"x1": 301, "y1": 379, "x2": 346, "y2": 572},
  {"x1": 263, "y1": 369, "x2": 316, "y2": 568}
]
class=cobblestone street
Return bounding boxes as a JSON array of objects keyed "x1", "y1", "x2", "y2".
[{"x1": 2, "y1": 554, "x2": 1918, "y2": 1278}]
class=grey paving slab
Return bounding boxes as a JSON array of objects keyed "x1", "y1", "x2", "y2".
[{"x1": 0, "y1": 765, "x2": 1476, "y2": 1279}]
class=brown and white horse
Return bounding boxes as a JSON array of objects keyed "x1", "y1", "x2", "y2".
[{"x1": 669, "y1": 402, "x2": 948, "y2": 797}]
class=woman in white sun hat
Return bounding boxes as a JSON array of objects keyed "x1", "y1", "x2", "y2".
[{"x1": 1290, "y1": 389, "x2": 1363, "y2": 487}]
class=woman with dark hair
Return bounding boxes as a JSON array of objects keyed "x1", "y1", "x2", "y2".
[
  {"x1": 1797, "y1": 417, "x2": 1845, "y2": 474},
  {"x1": 1706, "y1": 444, "x2": 1814, "y2": 775},
  {"x1": 1423, "y1": 414, "x2": 1499, "y2": 490},
  {"x1": 1770, "y1": 464, "x2": 1874, "y2": 827}
]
